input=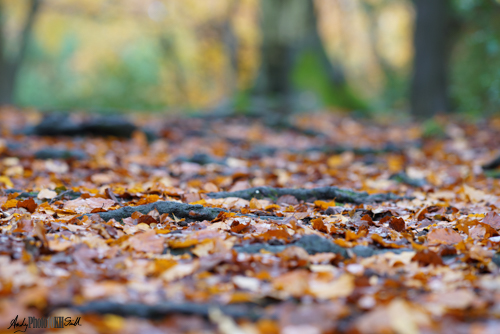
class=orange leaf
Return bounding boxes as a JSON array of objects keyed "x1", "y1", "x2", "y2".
[
  {"x1": 230, "y1": 220, "x2": 249, "y2": 233},
  {"x1": 311, "y1": 217, "x2": 328, "y2": 233},
  {"x1": 257, "y1": 228, "x2": 292, "y2": 242},
  {"x1": 371, "y1": 234, "x2": 405, "y2": 248},
  {"x1": 314, "y1": 200, "x2": 337, "y2": 210},
  {"x1": 168, "y1": 238, "x2": 200, "y2": 248}
]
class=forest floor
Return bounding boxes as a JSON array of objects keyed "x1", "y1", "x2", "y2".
[{"x1": 1, "y1": 108, "x2": 500, "y2": 333}]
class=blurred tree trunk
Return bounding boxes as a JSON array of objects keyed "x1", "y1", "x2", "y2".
[
  {"x1": 411, "y1": 0, "x2": 456, "y2": 118},
  {"x1": 252, "y1": 0, "x2": 300, "y2": 113},
  {"x1": 253, "y1": 0, "x2": 361, "y2": 115},
  {"x1": 301, "y1": 0, "x2": 346, "y2": 88},
  {"x1": 0, "y1": 0, "x2": 41, "y2": 106}
]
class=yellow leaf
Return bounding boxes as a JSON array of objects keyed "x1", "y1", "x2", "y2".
[
  {"x1": 3, "y1": 199, "x2": 18, "y2": 209},
  {"x1": 327, "y1": 155, "x2": 344, "y2": 168},
  {"x1": 103, "y1": 314, "x2": 125, "y2": 332},
  {"x1": 0, "y1": 176, "x2": 13, "y2": 188}
]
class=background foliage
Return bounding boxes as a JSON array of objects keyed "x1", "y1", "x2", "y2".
[{"x1": 1, "y1": 0, "x2": 499, "y2": 114}]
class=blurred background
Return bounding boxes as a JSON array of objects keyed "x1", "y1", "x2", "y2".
[{"x1": 0, "y1": 0, "x2": 499, "y2": 118}]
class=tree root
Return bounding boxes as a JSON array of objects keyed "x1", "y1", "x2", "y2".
[
  {"x1": 81, "y1": 201, "x2": 225, "y2": 222},
  {"x1": 29, "y1": 114, "x2": 138, "y2": 138},
  {"x1": 483, "y1": 155, "x2": 500, "y2": 170},
  {"x1": 234, "y1": 235, "x2": 349, "y2": 258},
  {"x1": 60, "y1": 300, "x2": 267, "y2": 320},
  {"x1": 207, "y1": 186, "x2": 409, "y2": 204}
]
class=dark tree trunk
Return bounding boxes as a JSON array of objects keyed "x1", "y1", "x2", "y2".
[
  {"x1": 0, "y1": 4, "x2": 13, "y2": 105},
  {"x1": 301, "y1": 0, "x2": 346, "y2": 87},
  {"x1": 253, "y1": 0, "x2": 298, "y2": 111},
  {"x1": 0, "y1": 0, "x2": 41, "y2": 106},
  {"x1": 253, "y1": 0, "x2": 359, "y2": 114},
  {"x1": 0, "y1": 65, "x2": 16, "y2": 105},
  {"x1": 411, "y1": 0, "x2": 455, "y2": 118}
]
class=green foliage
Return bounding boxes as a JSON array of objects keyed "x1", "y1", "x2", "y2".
[
  {"x1": 484, "y1": 170, "x2": 500, "y2": 178},
  {"x1": 16, "y1": 35, "x2": 166, "y2": 111},
  {"x1": 233, "y1": 89, "x2": 252, "y2": 113},
  {"x1": 292, "y1": 50, "x2": 367, "y2": 111},
  {"x1": 81, "y1": 41, "x2": 164, "y2": 110},
  {"x1": 451, "y1": 1, "x2": 500, "y2": 115},
  {"x1": 421, "y1": 118, "x2": 446, "y2": 139}
]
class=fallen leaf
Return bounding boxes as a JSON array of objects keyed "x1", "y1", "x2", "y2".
[
  {"x1": 309, "y1": 274, "x2": 354, "y2": 300},
  {"x1": 388, "y1": 217, "x2": 406, "y2": 232},
  {"x1": 483, "y1": 212, "x2": 500, "y2": 230},
  {"x1": 427, "y1": 228, "x2": 462, "y2": 245},
  {"x1": 37, "y1": 189, "x2": 57, "y2": 200},
  {"x1": 412, "y1": 250, "x2": 444, "y2": 266},
  {"x1": 17, "y1": 198, "x2": 37, "y2": 213},
  {"x1": 387, "y1": 299, "x2": 430, "y2": 334},
  {"x1": 311, "y1": 217, "x2": 328, "y2": 233},
  {"x1": 128, "y1": 230, "x2": 164, "y2": 253}
]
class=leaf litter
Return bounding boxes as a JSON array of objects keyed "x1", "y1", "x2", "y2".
[{"x1": 1, "y1": 110, "x2": 500, "y2": 333}]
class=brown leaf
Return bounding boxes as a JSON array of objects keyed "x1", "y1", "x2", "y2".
[
  {"x1": 34, "y1": 220, "x2": 48, "y2": 247},
  {"x1": 277, "y1": 246, "x2": 309, "y2": 266},
  {"x1": 412, "y1": 250, "x2": 444, "y2": 266},
  {"x1": 12, "y1": 215, "x2": 33, "y2": 234},
  {"x1": 361, "y1": 214, "x2": 374, "y2": 225},
  {"x1": 388, "y1": 217, "x2": 406, "y2": 232},
  {"x1": 483, "y1": 212, "x2": 500, "y2": 230},
  {"x1": 17, "y1": 198, "x2": 37, "y2": 213},
  {"x1": 64, "y1": 197, "x2": 115, "y2": 214},
  {"x1": 427, "y1": 228, "x2": 462, "y2": 245},
  {"x1": 137, "y1": 214, "x2": 158, "y2": 225},
  {"x1": 129, "y1": 230, "x2": 164, "y2": 253},
  {"x1": 105, "y1": 187, "x2": 120, "y2": 203},
  {"x1": 415, "y1": 207, "x2": 428, "y2": 221},
  {"x1": 278, "y1": 195, "x2": 299, "y2": 205}
]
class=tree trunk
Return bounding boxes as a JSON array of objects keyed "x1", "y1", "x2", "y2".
[
  {"x1": 253, "y1": 0, "x2": 303, "y2": 113},
  {"x1": 253, "y1": 0, "x2": 363, "y2": 114},
  {"x1": 411, "y1": 0, "x2": 454, "y2": 118},
  {"x1": 0, "y1": 0, "x2": 41, "y2": 106},
  {"x1": 301, "y1": 0, "x2": 346, "y2": 87},
  {"x1": 0, "y1": 4, "x2": 13, "y2": 105},
  {"x1": 0, "y1": 65, "x2": 16, "y2": 105}
]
